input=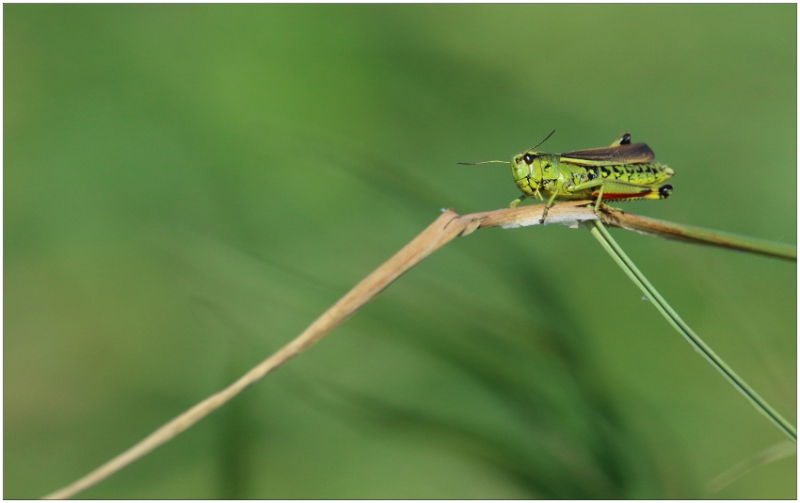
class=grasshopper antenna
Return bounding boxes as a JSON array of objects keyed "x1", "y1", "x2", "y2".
[
  {"x1": 458, "y1": 130, "x2": 554, "y2": 165},
  {"x1": 524, "y1": 129, "x2": 556, "y2": 153},
  {"x1": 457, "y1": 160, "x2": 509, "y2": 165}
]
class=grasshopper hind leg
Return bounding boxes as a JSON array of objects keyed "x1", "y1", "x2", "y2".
[
  {"x1": 591, "y1": 184, "x2": 626, "y2": 221},
  {"x1": 593, "y1": 183, "x2": 605, "y2": 212}
]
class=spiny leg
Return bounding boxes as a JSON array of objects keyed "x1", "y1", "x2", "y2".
[
  {"x1": 591, "y1": 183, "x2": 623, "y2": 216},
  {"x1": 567, "y1": 178, "x2": 649, "y2": 217}
]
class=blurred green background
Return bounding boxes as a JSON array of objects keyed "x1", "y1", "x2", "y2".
[{"x1": 5, "y1": 4, "x2": 796, "y2": 499}]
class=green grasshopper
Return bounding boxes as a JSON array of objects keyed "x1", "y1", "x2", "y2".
[{"x1": 460, "y1": 132, "x2": 675, "y2": 223}]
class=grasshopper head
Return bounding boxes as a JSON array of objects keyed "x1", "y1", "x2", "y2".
[
  {"x1": 511, "y1": 150, "x2": 543, "y2": 189},
  {"x1": 509, "y1": 130, "x2": 555, "y2": 195}
]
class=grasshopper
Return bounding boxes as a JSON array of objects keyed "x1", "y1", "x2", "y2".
[{"x1": 460, "y1": 132, "x2": 674, "y2": 223}]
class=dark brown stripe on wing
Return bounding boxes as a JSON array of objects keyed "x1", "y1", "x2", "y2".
[{"x1": 563, "y1": 142, "x2": 655, "y2": 164}]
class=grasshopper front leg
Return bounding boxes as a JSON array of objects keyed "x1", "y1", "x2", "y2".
[
  {"x1": 508, "y1": 194, "x2": 527, "y2": 208},
  {"x1": 509, "y1": 185, "x2": 543, "y2": 209}
]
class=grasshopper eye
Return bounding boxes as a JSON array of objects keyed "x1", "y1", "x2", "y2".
[
  {"x1": 620, "y1": 133, "x2": 631, "y2": 145},
  {"x1": 523, "y1": 153, "x2": 535, "y2": 165}
]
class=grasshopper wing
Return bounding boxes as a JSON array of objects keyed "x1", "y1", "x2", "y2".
[{"x1": 562, "y1": 142, "x2": 655, "y2": 166}]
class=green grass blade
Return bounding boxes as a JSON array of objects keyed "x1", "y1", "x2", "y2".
[{"x1": 585, "y1": 220, "x2": 796, "y2": 442}]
